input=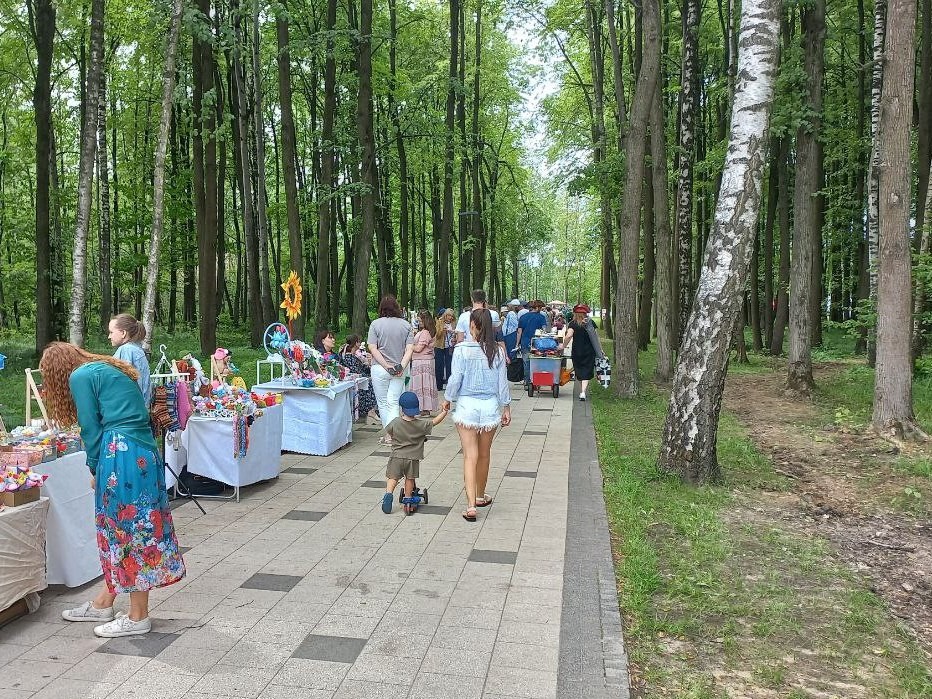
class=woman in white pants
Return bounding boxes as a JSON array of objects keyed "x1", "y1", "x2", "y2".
[{"x1": 367, "y1": 295, "x2": 415, "y2": 445}]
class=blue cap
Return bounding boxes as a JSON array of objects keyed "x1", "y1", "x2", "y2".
[{"x1": 399, "y1": 391, "x2": 420, "y2": 417}]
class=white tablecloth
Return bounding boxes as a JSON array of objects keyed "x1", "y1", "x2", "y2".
[
  {"x1": 252, "y1": 380, "x2": 354, "y2": 455},
  {"x1": 167, "y1": 403, "x2": 284, "y2": 488},
  {"x1": 0, "y1": 497, "x2": 49, "y2": 610},
  {"x1": 36, "y1": 451, "x2": 102, "y2": 587}
]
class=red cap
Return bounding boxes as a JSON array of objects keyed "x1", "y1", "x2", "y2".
[{"x1": 573, "y1": 304, "x2": 591, "y2": 314}]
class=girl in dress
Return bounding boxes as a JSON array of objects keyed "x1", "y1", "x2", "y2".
[
  {"x1": 338, "y1": 335, "x2": 379, "y2": 423},
  {"x1": 411, "y1": 310, "x2": 438, "y2": 416},
  {"x1": 107, "y1": 314, "x2": 151, "y2": 403},
  {"x1": 42, "y1": 342, "x2": 185, "y2": 638}
]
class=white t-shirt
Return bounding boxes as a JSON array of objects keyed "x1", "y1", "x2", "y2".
[{"x1": 456, "y1": 308, "x2": 501, "y2": 342}]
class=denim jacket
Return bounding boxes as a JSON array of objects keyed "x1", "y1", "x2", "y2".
[{"x1": 445, "y1": 342, "x2": 510, "y2": 407}]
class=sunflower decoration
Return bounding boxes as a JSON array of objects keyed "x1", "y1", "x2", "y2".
[{"x1": 280, "y1": 272, "x2": 303, "y2": 334}]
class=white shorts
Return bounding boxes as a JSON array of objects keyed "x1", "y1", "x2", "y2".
[{"x1": 452, "y1": 395, "x2": 502, "y2": 432}]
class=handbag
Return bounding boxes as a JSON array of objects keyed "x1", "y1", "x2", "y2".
[
  {"x1": 507, "y1": 359, "x2": 525, "y2": 383},
  {"x1": 595, "y1": 356, "x2": 612, "y2": 388},
  {"x1": 560, "y1": 368, "x2": 572, "y2": 386}
]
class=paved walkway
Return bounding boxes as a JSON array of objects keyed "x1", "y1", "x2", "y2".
[{"x1": 0, "y1": 384, "x2": 628, "y2": 698}]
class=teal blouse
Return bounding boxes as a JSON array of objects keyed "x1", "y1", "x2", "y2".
[{"x1": 69, "y1": 362, "x2": 157, "y2": 474}]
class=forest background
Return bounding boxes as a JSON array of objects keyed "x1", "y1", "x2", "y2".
[{"x1": 1, "y1": 0, "x2": 932, "y2": 693}]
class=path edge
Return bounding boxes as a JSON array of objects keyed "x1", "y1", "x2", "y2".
[{"x1": 557, "y1": 384, "x2": 630, "y2": 697}]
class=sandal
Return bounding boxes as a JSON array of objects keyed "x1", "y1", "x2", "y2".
[
  {"x1": 475, "y1": 495, "x2": 493, "y2": 507},
  {"x1": 462, "y1": 507, "x2": 477, "y2": 522}
]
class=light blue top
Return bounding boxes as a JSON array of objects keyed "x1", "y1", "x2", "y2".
[
  {"x1": 70, "y1": 362, "x2": 158, "y2": 474},
  {"x1": 114, "y1": 342, "x2": 151, "y2": 404},
  {"x1": 444, "y1": 342, "x2": 511, "y2": 407}
]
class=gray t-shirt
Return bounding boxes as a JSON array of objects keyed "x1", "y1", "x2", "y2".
[{"x1": 367, "y1": 317, "x2": 414, "y2": 365}]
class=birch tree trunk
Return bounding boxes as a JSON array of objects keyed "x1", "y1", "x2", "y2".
[
  {"x1": 68, "y1": 0, "x2": 104, "y2": 347},
  {"x1": 141, "y1": 0, "x2": 183, "y2": 351},
  {"x1": 786, "y1": 0, "x2": 826, "y2": 394},
  {"x1": 30, "y1": 0, "x2": 55, "y2": 355},
  {"x1": 658, "y1": 0, "x2": 781, "y2": 483},
  {"x1": 674, "y1": 0, "x2": 702, "y2": 342},
  {"x1": 613, "y1": 0, "x2": 661, "y2": 396},
  {"x1": 866, "y1": 0, "x2": 887, "y2": 365},
  {"x1": 872, "y1": 0, "x2": 925, "y2": 439}
]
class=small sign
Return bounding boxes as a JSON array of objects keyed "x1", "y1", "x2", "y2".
[{"x1": 0, "y1": 353, "x2": 6, "y2": 370}]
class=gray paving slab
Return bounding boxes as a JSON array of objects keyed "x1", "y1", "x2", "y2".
[
  {"x1": 292, "y1": 634, "x2": 368, "y2": 663},
  {"x1": 4, "y1": 381, "x2": 628, "y2": 698}
]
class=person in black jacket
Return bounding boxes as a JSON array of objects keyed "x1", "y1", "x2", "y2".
[{"x1": 557, "y1": 304, "x2": 605, "y2": 401}]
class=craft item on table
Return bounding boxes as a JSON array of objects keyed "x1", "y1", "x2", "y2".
[
  {"x1": 280, "y1": 272, "x2": 303, "y2": 336},
  {"x1": 2, "y1": 426, "x2": 81, "y2": 462},
  {"x1": 279, "y1": 340, "x2": 347, "y2": 388},
  {"x1": 175, "y1": 381, "x2": 193, "y2": 431},
  {"x1": 232, "y1": 414, "x2": 250, "y2": 458},
  {"x1": 1, "y1": 463, "x2": 48, "y2": 491}
]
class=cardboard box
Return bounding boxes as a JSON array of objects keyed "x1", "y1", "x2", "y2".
[{"x1": 0, "y1": 488, "x2": 40, "y2": 507}]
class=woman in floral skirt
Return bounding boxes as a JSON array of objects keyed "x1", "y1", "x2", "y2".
[
  {"x1": 411, "y1": 310, "x2": 438, "y2": 416},
  {"x1": 40, "y1": 342, "x2": 185, "y2": 638}
]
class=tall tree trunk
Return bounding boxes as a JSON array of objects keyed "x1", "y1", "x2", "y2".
[
  {"x1": 770, "y1": 137, "x2": 791, "y2": 353},
  {"x1": 141, "y1": 0, "x2": 183, "y2": 350},
  {"x1": 97, "y1": 75, "x2": 112, "y2": 338},
  {"x1": 614, "y1": 0, "x2": 661, "y2": 396},
  {"x1": 915, "y1": 0, "x2": 932, "y2": 245},
  {"x1": 912, "y1": 160, "x2": 932, "y2": 357},
  {"x1": 68, "y1": 0, "x2": 104, "y2": 347},
  {"x1": 252, "y1": 0, "x2": 275, "y2": 324},
  {"x1": 314, "y1": 0, "x2": 337, "y2": 331},
  {"x1": 786, "y1": 0, "x2": 825, "y2": 394},
  {"x1": 193, "y1": 0, "x2": 218, "y2": 353},
  {"x1": 658, "y1": 0, "x2": 781, "y2": 483},
  {"x1": 469, "y1": 2, "x2": 485, "y2": 291},
  {"x1": 873, "y1": 0, "x2": 924, "y2": 438},
  {"x1": 675, "y1": 0, "x2": 701, "y2": 342},
  {"x1": 438, "y1": 0, "x2": 459, "y2": 309},
  {"x1": 604, "y1": 0, "x2": 626, "y2": 338},
  {"x1": 638, "y1": 172, "x2": 656, "y2": 350},
  {"x1": 276, "y1": 2, "x2": 304, "y2": 339},
  {"x1": 31, "y1": 0, "x2": 55, "y2": 354},
  {"x1": 388, "y1": 0, "x2": 410, "y2": 310},
  {"x1": 866, "y1": 0, "x2": 887, "y2": 365},
  {"x1": 351, "y1": 0, "x2": 376, "y2": 333},
  {"x1": 653, "y1": 87, "x2": 675, "y2": 381},
  {"x1": 749, "y1": 228, "x2": 763, "y2": 350},
  {"x1": 232, "y1": 5, "x2": 262, "y2": 345},
  {"x1": 762, "y1": 148, "x2": 778, "y2": 348}
]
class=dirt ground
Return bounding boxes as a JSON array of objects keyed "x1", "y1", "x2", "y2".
[{"x1": 723, "y1": 362, "x2": 932, "y2": 659}]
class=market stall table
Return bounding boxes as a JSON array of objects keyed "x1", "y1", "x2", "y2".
[
  {"x1": 165, "y1": 402, "x2": 284, "y2": 501},
  {"x1": 252, "y1": 380, "x2": 354, "y2": 456},
  {"x1": 0, "y1": 497, "x2": 50, "y2": 615},
  {"x1": 35, "y1": 451, "x2": 102, "y2": 587}
]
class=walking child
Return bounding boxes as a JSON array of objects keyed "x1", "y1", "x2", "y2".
[{"x1": 382, "y1": 391, "x2": 448, "y2": 514}]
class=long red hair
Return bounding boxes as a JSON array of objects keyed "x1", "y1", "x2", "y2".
[{"x1": 39, "y1": 342, "x2": 138, "y2": 426}]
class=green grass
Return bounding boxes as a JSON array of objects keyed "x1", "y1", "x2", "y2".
[{"x1": 590, "y1": 342, "x2": 932, "y2": 697}]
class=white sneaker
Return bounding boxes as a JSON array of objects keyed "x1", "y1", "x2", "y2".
[
  {"x1": 62, "y1": 601, "x2": 115, "y2": 623},
  {"x1": 94, "y1": 615, "x2": 152, "y2": 638}
]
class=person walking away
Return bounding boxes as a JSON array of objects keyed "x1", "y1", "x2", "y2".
[
  {"x1": 442, "y1": 310, "x2": 512, "y2": 522},
  {"x1": 455, "y1": 289, "x2": 501, "y2": 343},
  {"x1": 411, "y1": 310, "x2": 439, "y2": 415},
  {"x1": 381, "y1": 391, "x2": 449, "y2": 514},
  {"x1": 367, "y1": 295, "x2": 415, "y2": 445},
  {"x1": 338, "y1": 335, "x2": 379, "y2": 423},
  {"x1": 41, "y1": 343, "x2": 185, "y2": 637},
  {"x1": 502, "y1": 299, "x2": 521, "y2": 356},
  {"x1": 108, "y1": 314, "x2": 151, "y2": 404},
  {"x1": 558, "y1": 304, "x2": 605, "y2": 401},
  {"x1": 433, "y1": 309, "x2": 450, "y2": 389},
  {"x1": 513, "y1": 300, "x2": 548, "y2": 390}
]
